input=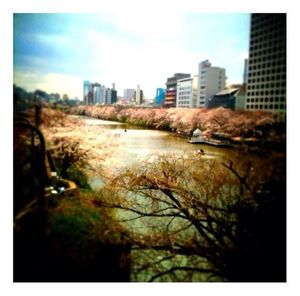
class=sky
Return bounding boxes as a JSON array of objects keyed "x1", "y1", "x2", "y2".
[{"x1": 13, "y1": 13, "x2": 250, "y2": 100}]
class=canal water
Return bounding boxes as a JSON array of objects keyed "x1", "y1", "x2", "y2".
[
  {"x1": 72, "y1": 115, "x2": 276, "y2": 281},
  {"x1": 76, "y1": 116, "x2": 262, "y2": 182}
]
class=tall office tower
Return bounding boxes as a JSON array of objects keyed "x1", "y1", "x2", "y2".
[
  {"x1": 165, "y1": 73, "x2": 191, "y2": 107},
  {"x1": 106, "y1": 88, "x2": 117, "y2": 105},
  {"x1": 197, "y1": 60, "x2": 226, "y2": 108},
  {"x1": 123, "y1": 88, "x2": 136, "y2": 102},
  {"x1": 135, "y1": 85, "x2": 142, "y2": 105},
  {"x1": 246, "y1": 13, "x2": 286, "y2": 121},
  {"x1": 83, "y1": 80, "x2": 91, "y2": 104},
  {"x1": 243, "y1": 58, "x2": 249, "y2": 84},
  {"x1": 155, "y1": 88, "x2": 166, "y2": 106},
  {"x1": 93, "y1": 83, "x2": 101, "y2": 104}
]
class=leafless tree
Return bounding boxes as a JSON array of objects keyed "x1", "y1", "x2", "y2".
[{"x1": 95, "y1": 153, "x2": 285, "y2": 281}]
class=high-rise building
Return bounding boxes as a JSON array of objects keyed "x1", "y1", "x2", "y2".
[
  {"x1": 93, "y1": 83, "x2": 101, "y2": 105},
  {"x1": 83, "y1": 81, "x2": 114, "y2": 105},
  {"x1": 155, "y1": 88, "x2": 166, "y2": 106},
  {"x1": 243, "y1": 59, "x2": 249, "y2": 84},
  {"x1": 246, "y1": 13, "x2": 286, "y2": 121},
  {"x1": 197, "y1": 60, "x2": 226, "y2": 108},
  {"x1": 83, "y1": 80, "x2": 92, "y2": 104},
  {"x1": 165, "y1": 73, "x2": 191, "y2": 107},
  {"x1": 123, "y1": 88, "x2": 136, "y2": 102},
  {"x1": 106, "y1": 88, "x2": 117, "y2": 105},
  {"x1": 135, "y1": 85, "x2": 143, "y2": 105}
]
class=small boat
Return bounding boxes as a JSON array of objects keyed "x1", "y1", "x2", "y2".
[{"x1": 188, "y1": 128, "x2": 232, "y2": 147}]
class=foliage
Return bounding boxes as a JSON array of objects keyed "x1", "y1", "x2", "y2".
[
  {"x1": 69, "y1": 105, "x2": 278, "y2": 139},
  {"x1": 95, "y1": 153, "x2": 286, "y2": 282}
]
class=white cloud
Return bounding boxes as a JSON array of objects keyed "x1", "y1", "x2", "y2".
[
  {"x1": 84, "y1": 29, "x2": 201, "y2": 98},
  {"x1": 14, "y1": 70, "x2": 83, "y2": 99}
]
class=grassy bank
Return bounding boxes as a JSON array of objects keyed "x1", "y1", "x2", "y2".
[{"x1": 14, "y1": 107, "x2": 131, "y2": 281}]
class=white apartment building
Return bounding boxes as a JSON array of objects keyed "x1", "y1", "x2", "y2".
[
  {"x1": 197, "y1": 60, "x2": 226, "y2": 107},
  {"x1": 136, "y1": 85, "x2": 142, "y2": 105},
  {"x1": 176, "y1": 75, "x2": 198, "y2": 108}
]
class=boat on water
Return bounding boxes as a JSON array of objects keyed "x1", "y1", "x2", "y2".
[{"x1": 188, "y1": 128, "x2": 233, "y2": 147}]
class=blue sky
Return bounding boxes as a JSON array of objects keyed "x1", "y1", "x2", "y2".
[{"x1": 13, "y1": 13, "x2": 250, "y2": 99}]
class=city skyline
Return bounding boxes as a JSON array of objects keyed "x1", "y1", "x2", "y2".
[{"x1": 14, "y1": 13, "x2": 250, "y2": 99}]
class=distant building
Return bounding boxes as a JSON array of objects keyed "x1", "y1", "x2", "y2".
[
  {"x1": 106, "y1": 88, "x2": 117, "y2": 105},
  {"x1": 123, "y1": 88, "x2": 136, "y2": 102},
  {"x1": 176, "y1": 76, "x2": 197, "y2": 108},
  {"x1": 208, "y1": 86, "x2": 246, "y2": 110},
  {"x1": 93, "y1": 83, "x2": 101, "y2": 104},
  {"x1": 83, "y1": 80, "x2": 92, "y2": 105},
  {"x1": 155, "y1": 88, "x2": 166, "y2": 106},
  {"x1": 135, "y1": 85, "x2": 143, "y2": 105},
  {"x1": 246, "y1": 13, "x2": 286, "y2": 121},
  {"x1": 208, "y1": 88, "x2": 238, "y2": 110},
  {"x1": 192, "y1": 75, "x2": 198, "y2": 107},
  {"x1": 197, "y1": 60, "x2": 226, "y2": 108},
  {"x1": 235, "y1": 85, "x2": 246, "y2": 110},
  {"x1": 165, "y1": 73, "x2": 191, "y2": 107},
  {"x1": 243, "y1": 58, "x2": 249, "y2": 84},
  {"x1": 83, "y1": 81, "x2": 117, "y2": 105}
]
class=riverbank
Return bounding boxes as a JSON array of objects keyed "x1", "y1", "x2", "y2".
[
  {"x1": 14, "y1": 107, "x2": 132, "y2": 281},
  {"x1": 67, "y1": 105, "x2": 285, "y2": 152}
]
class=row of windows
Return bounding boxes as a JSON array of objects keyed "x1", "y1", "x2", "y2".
[
  {"x1": 248, "y1": 71, "x2": 286, "y2": 80},
  {"x1": 246, "y1": 103, "x2": 285, "y2": 110},
  {"x1": 248, "y1": 63, "x2": 285, "y2": 72},
  {"x1": 178, "y1": 102, "x2": 191, "y2": 107},
  {"x1": 178, "y1": 91, "x2": 191, "y2": 96},
  {"x1": 178, "y1": 95, "x2": 191, "y2": 100},
  {"x1": 250, "y1": 44, "x2": 285, "y2": 55},
  {"x1": 251, "y1": 25, "x2": 285, "y2": 37},
  {"x1": 249, "y1": 55, "x2": 285, "y2": 65},
  {"x1": 250, "y1": 39, "x2": 285, "y2": 50},
  {"x1": 178, "y1": 86, "x2": 191, "y2": 91},
  {"x1": 247, "y1": 91, "x2": 285, "y2": 98},
  {"x1": 247, "y1": 82, "x2": 286, "y2": 88},
  {"x1": 251, "y1": 21, "x2": 284, "y2": 31},
  {"x1": 250, "y1": 29, "x2": 285, "y2": 43},
  {"x1": 246, "y1": 97, "x2": 285, "y2": 103}
]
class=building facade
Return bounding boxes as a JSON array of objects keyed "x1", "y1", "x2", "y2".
[
  {"x1": 165, "y1": 73, "x2": 191, "y2": 107},
  {"x1": 176, "y1": 77, "x2": 193, "y2": 108},
  {"x1": 135, "y1": 85, "x2": 143, "y2": 105},
  {"x1": 246, "y1": 13, "x2": 286, "y2": 120},
  {"x1": 83, "y1": 81, "x2": 117, "y2": 105},
  {"x1": 243, "y1": 58, "x2": 249, "y2": 84},
  {"x1": 207, "y1": 88, "x2": 238, "y2": 110},
  {"x1": 92, "y1": 83, "x2": 101, "y2": 105},
  {"x1": 123, "y1": 88, "x2": 136, "y2": 103},
  {"x1": 197, "y1": 60, "x2": 226, "y2": 108},
  {"x1": 106, "y1": 88, "x2": 117, "y2": 105},
  {"x1": 83, "y1": 80, "x2": 92, "y2": 105},
  {"x1": 155, "y1": 88, "x2": 166, "y2": 106}
]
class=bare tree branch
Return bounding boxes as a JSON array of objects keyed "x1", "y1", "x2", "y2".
[{"x1": 148, "y1": 266, "x2": 219, "y2": 282}]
